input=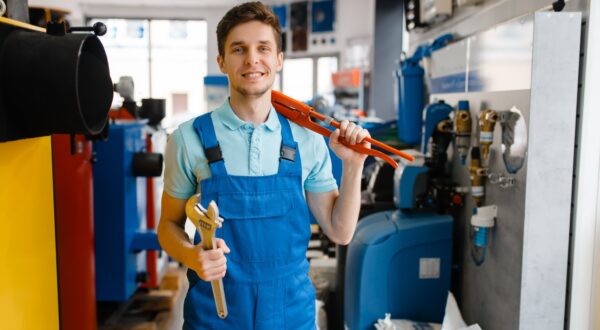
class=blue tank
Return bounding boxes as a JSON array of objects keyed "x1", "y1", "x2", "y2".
[
  {"x1": 345, "y1": 210, "x2": 453, "y2": 330},
  {"x1": 94, "y1": 122, "x2": 157, "y2": 301},
  {"x1": 396, "y1": 34, "x2": 453, "y2": 146},
  {"x1": 396, "y1": 59, "x2": 425, "y2": 145}
]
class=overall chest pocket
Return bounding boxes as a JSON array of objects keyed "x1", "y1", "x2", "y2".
[
  {"x1": 217, "y1": 191, "x2": 297, "y2": 263},
  {"x1": 217, "y1": 190, "x2": 294, "y2": 220}
]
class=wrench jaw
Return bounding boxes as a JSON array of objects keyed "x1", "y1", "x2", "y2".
[
  {"x1": 195, "y1": 202, "x2": 224, "y2": 229},
  {"x1": 185, "y1": 195, "x2": 224, "y2": 237},
  {"x1": 184, "y1": 194, "x2": 203, "y2": 227}
]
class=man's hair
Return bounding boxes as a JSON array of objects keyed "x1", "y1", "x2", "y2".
[{"x1": 216, "y1": 1, "x2": 282, "y2": 57}]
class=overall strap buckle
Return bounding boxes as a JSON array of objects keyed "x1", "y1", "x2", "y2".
[
  {"x1": 205, "y1": 145, "x2": 224, "y2": 164},
  {"x1": 280, "y1": 145, "x2": 296, "y2": 162}
]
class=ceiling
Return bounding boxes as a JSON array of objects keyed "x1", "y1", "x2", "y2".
[
  {"x1": 32, "y1": 0, "x2": 278, "y2": 8},
  {"x1": 27, "y1": 0, "x2": 283, "y2": 22}
]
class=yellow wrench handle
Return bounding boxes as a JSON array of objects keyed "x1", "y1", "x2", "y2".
[
  {"x1": 211, "y1": 278, "x2": 228, "y2": 319},
  {"x1": 200, "y1": 230, "x2": 228, "y2": 319}
]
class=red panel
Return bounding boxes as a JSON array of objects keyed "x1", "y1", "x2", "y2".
[
  {"x1": 52, "y1": 134, "x2": 97, "y2": 330},
  {"x1": 142, "y1": 134, "x2": 159, "y2": 289},
  {"x1": 332, "y1": 69, "x2": 362, "y2": 88}
]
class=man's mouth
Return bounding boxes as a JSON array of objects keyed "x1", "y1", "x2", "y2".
[{"x1": 241, "y1": 72, "x2": 265, "y2": 78}]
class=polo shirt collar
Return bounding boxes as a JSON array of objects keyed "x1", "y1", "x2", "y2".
[{"x1": 216, "y1": 99, "x2": 280, "y2": 132}]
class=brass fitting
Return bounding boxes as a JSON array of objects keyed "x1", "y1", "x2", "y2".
[
  {"x1": 437, "y1": 119, "x2": 453, "y2": 133},
  {"x1": 454, "y1": 100, "x2": 472, "y2": 165},
  {"x1": 479, "y1": 109, "x2": 498, "y2": 161},
  {"x1": 469, "y1": 147, "x2": 486, "y2": 206}
]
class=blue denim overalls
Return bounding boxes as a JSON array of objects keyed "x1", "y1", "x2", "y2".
[{"x1": 183, "y1": 112, "x2": 316, "y2": 329}]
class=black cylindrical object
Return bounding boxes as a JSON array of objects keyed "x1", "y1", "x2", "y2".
[
  {"x1": 132, "y1": 152, "x2": 163, "y2": 177},
  {"x1": 140, "y1": 98, "x2": 166, "y2": 127},
  {"x1": 0, "y1": 29, "x2": 113, "y2": 142}
]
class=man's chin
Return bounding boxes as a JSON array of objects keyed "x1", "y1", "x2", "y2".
[{"x1": 235, "y1": 85, "x2": 271, "y2": 97}]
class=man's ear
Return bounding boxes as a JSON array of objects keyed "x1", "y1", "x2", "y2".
[
  {"x1": 217, "y1": 55, "x2": 226, "y2": 74},
  {"x1": 276, "y1": 52, "x2": 283, "y2": 72}
]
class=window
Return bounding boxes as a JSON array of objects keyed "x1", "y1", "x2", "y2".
[
  {"x1": 172, "y1": 93, "x2": 189, "y2": 115},
  {"x1": 317, "y1": 56, "x2": 338, "y2": 105},
  {"x1": 282, "y1": 58, "x2": 314, "y2": 101},
  {"x1": 281, "y1": 55, "x2": 338, "y2": 104},
  {"x1": 89, "y1": 18, "x2": 207, "y2": 129}
]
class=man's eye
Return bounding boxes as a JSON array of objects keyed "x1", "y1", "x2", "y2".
[
  {"x1": 232, "y1": 48, "x2": 243, "y2": 53},
  {"x1": 260, "y1": 47, "x2": 270, "y2": 52}
]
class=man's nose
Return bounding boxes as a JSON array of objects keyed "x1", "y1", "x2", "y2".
[{"x1": 245, "y1": 49, "x2": 259, "y2": 65}]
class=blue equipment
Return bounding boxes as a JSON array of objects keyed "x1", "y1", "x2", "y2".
[
  {"x1": 394, "y1": 165, "x2": 429, "y2": 209},
  {"x1": 93, "y1": 122, "x2": 162, "y2": 301},
  {"x1": 421, "y1": 100, "x2": 454, "y2": 154},
  {"x1": 344, "y1": 209, "x2": 453, "y2": 330},
  {"x1": 345, "y1": 94, "x2": 461, "y2": 329},
  {"x1": 344, "y1": 158, "x2": 454, "y2": 329},
  {"x1": 396, "y1": 34, "x2": 453, "y2": 145},
  {"x1": 396, "y1": 45, "x2": 426, "y2": 145}
]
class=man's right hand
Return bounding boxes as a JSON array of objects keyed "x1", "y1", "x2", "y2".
[{"x1": 186, "y1": 238, "x2": 231, "y2": 282}]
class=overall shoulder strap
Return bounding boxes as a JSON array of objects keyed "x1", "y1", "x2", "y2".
[
  {"x1": 277, "y1": 112, "x2": 302, "y2": 175},
  {"x1": 192, "y1": 113, "x2": 227, "y2": 176}
]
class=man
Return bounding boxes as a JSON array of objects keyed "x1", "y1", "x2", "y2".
[{"x1": 157, "y1": 2, "x2": 369, "y2": 329}]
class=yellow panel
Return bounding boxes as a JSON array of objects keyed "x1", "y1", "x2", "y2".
[
  {"x1": 0, "y1": 17, "x2": 46, "y2": 32},
  {"x1": 0, "y1": 137, "x2": 59, "y2": 330}
]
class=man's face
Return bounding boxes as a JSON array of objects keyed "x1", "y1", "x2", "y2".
[{"x1": 217, "y1": 20, "x2": 283, "y2": 98}]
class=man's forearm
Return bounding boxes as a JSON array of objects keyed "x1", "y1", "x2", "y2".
[
  {"x1": 157, "y1": 220, "x2": 195, "y2": 266},
  {"x1": 330, "y1": 162, "x2": 364, "y2": 245}
]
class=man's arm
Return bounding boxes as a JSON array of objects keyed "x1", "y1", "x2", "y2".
[
  {"x1": 157, "y1": 192, "x2": 229, "y2": 281},
  {"x1": 306, "y1": 120, "x2": 369, "y2": 245}
]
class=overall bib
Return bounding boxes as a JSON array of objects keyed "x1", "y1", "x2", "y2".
[{"x1": 183, "y1": 112, "x2": 316, "y2": 330}]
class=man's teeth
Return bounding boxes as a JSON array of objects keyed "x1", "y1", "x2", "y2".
[{"x1": 243, "y1": 73, "x2": 263, "y2": 78}]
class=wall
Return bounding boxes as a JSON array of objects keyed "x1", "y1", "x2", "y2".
[
  {"x1": 405, "y1": 0, "x2": 594, "y2": 329},
  {"x1": 371, "y1": 0, "x2": 404, "y2": 120},
  {"x1": 408, "y1": 0, "x2": 589, "y2": 50},
  {"x1": 570, "y1": 0, "x2": 600, "y2": 329},
  {"x1": 29, "y1": 0, "x2": 375, "y2": 76},
  {"x1": 29, "y1": 1, "x2": 228, "y2": 76},
  {"x1": 336, "y1": 0, "x2": 375, "y2": 68}
]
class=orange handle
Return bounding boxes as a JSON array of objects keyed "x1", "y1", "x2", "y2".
[
  {"x1": 271, "y1": 90, "x2": 415, "y2": 163},
  {"x1": 277, "y1": 109, "x2": 400, "y2": 168},
  {"x1": 319, "y1": 115, "x2": 415, "y2": 162}
]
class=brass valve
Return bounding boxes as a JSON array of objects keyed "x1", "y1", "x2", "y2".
[
  {"x1": 479, "y1": 109, "x2": 498, "y2": 161},
  {"x1": 469, "y1": 147, "x2": 486, "y2": 206},
  {"x1": 454, "y1": 100, "x2": 472, "y2": 165},
  {"x1": 437, "y1": 119, "x2": 453, "y2": 133}
]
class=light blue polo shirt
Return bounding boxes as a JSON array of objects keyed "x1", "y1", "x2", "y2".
[{"x1": 164, "y1": 100, "x2": 338, "y2": 199}]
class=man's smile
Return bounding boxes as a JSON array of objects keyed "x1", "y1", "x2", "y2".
[{"x1": 241, "y1": 71, "x2": 266, "y2": 79}]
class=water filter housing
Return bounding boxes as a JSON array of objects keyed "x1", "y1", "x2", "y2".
[{"x1": 345, "y1": 210, "x2": 453, "y2": 330}]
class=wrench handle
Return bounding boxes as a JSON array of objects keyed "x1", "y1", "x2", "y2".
[
  {"x1": 211, "y1": 278, "x2": 228, "y2": 319},
  {"x1": 199, "y1": 229, "x2": 228, "y2": 319}
]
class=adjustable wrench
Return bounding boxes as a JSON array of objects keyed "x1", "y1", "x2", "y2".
[{"x1": 185, "y1": 195, "x2": 228, "y2": 319}]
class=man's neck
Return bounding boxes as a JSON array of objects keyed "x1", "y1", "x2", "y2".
[{"x1": 229, "y1": 91, "x2": 272, "y2": 126}]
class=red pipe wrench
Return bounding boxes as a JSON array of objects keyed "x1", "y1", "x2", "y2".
[{"x1": 271, "y1": 90, "x2": 415, "y2": 168}]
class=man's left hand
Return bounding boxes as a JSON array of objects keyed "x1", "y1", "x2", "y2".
[{"x1": 329, "y1": 119, "x2": 371, "y2": 166}]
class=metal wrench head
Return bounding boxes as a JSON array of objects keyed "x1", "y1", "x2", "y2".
[
  {"x1": 196, "y1": 201, "x2": 223, "y2": 228},
  {"x1": 185, "y1": 195, "x2": 224, "y2": 231}
]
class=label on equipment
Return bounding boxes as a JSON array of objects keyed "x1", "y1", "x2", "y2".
[
  {"x1": 480, "y1": 131, "x2": 493, "y2": 142},
  {"x1": 472, "y1": 186, "x2": 484, "y2": 197},
  {"x1": 419, "y1": 258, "x2": 441, "y2": 279}
]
